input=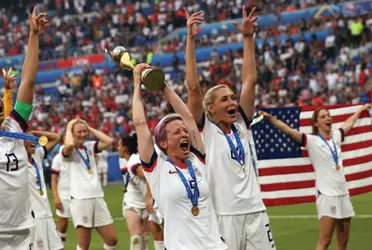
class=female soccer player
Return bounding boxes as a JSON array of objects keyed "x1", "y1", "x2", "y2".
[
  {"x1": 24, "y1": 131, "x2": 63, "y2": 249},
  {"x1": 117, "y1": 134, "x2": 149, "y2": 250},
  {"x1": 0, "y1": 7, "x2": 48, "y2": 249},
  {"x1": 184, "y1": 6, "x2": 275, "y2": 250},
  {"x1": 260, "y1": 103, "x2": 370, "y2": 250},
  {"x1": 62, "y1": 119, "x2": 117, "y2": 250},
  {"x1": 132, "y1": 63, "x2": 227, "y2": 250},
  {"x1": 51, "y1": 134, "x2": 71, "y2": 246},
  {"x1": 145, "y1": 183, "x2": 164, "y2": 250}
]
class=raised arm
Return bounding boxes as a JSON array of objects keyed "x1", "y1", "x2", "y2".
[
  {"x1": 260, "y1": 111, "x2": 303, "y2": 145},
  {"x1": 163, "y1": 84, "x2": 204, "y2": 154},
  {"x1": 232, "y1": 6, "x2": 258, "y2": 120},
  {"x1": 32, "y1": 130, "x2": 60, "y2": 153},
  {"x1": 341, "y1": 104, "x2": 371, "y2": 134},
  {"x1": 132, "y1": 64, "x2": 155, "y2": 163},
  {"x1": 17, "y1": 8, "x2": 48, "y2": 108},
  {"x1": 184, "y1": 9, "x2": 204, "y2": 126},
  {"x1": 2, "y1": 68, "x2": 16, "y2": 120},
  {"x1": 62, "y1": 119, "x2": 76, "y2": 156},
  {"x1": 88, "y1": 125, "x2": 114, "y2": 152}
]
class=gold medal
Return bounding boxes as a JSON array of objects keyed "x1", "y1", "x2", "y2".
[
  {"x1": 191, "y1": 205, "x2": 199, "y2": 216},
  {"x1": 88, "y1": 169, "x2": 93, "y2": 175},
  {"x1": 38, "y1": 136, "x2": 48, "y2": 146},
  {"x1": 336, "y1": 165, "x2": 340, "y2": 171},
  {"x1": 39, "y1": 189, "x2": 44, "y2": 196}
]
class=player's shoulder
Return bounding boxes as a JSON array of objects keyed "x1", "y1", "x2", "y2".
[{"x1": 128, "y1": 153, "x2": 141, "y2": 166}]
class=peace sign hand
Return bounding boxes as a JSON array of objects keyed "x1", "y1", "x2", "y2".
[
  {"x1": 184, "y1": 8, "x2": 204, "y2": 39},
  {"x1": 231, "y1": 6, "x2": 258, "y2": 37},
  {"x1": 28, "y1": 7, "x2": 49, "y2": 35}
]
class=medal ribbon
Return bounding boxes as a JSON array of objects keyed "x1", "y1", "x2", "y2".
[
  {"x1": 32, "y1": 160, "x2": 43, "y2": 193},
  {"x1": 75, "y1": 146, "x2": 91, "y2": 171},
  {"x1": 318, "y1": 134, "x2": 339, "y2": 166},
  {"x1": 168, "y1": 158, "x2": 199, "y2": 207},
  {"x1": 0, "y1": 130, "x2": 39, "y2": 143},
  {"x1": 214, "y1": 123, "x2": 245, "y2": 165},
  {"x1": 124, "y1": 172, "x2": 130, "y2": 189}
]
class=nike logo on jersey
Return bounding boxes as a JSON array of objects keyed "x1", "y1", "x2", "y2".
[{"x1": 168, "y1": 170, "x2": 178, "y2": 174}]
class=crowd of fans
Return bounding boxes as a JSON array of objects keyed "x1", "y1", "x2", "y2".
[
  {"x1": 0, "y1": 0, "x2": 371, "y2": 152},
  {"x1": 0, "y1": 0, "x2": 351, "y2": 60}
]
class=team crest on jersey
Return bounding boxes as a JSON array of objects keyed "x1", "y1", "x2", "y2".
[
  {"x1": 36, "y1": 239, "x2": 44, "y2": 249},
  {"x1": 89, "y1": 150, "x2": 93, "y2": 156},
  {"x1": 193, "y1": 167, "x2": 202, "y2": 177}
]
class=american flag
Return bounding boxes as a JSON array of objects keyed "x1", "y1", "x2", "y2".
[{"x1": 251, "y1": 104, "x2": 372, "y2": 206}]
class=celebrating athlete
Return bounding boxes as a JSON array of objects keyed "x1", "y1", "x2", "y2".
[
  {"x1": 132, "y1": 63, "x2": 227, "y2": 250},
  {"x1": 260, "y1": 103, "x2": 371, "y2": 250},
  {"x1": 62, "y1": 119, "x2": 117, "y2": 250},
  {"x1": 184, "y1": 6, "x2": 275, "y2": 250},
  {"x1": 0, "y1": 7, "x2": 48, "y2": 249},
  {"x1": 25, "y1": 131, "x2": 63, "y2": 249},
  {"x1": 51, "y1": 134, "x2": 71, "y2": 246},
  {"x1": 117, "y1": 134, "x2": 149, "y2": 250}
]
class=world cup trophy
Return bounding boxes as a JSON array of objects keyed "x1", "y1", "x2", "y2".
[{"x1": 105, "y1": 46, "x2": 165, "y2": 91}]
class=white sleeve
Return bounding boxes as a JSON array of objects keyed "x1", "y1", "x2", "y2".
[
  {"x1": 303, "y1": 134, "x2": 316, "y2": 150},
  {"x1": 51, "y1": 154, "x2": 62, "y2": 172},
  {"x1": 2, "y1": 111, "x2": 28, "y2": 132},
  {"x1": 33, "y1": 147, "x2": 46, "y2": 164}
]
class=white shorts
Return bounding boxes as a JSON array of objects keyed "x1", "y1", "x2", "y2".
[
  {"x1": 0, "y1": 229, "x2": 31, "y2": 250},
  {"x1": 122, "y1": 205, "x2": 149, "y2": 220},
  {"x1": 56, "y1": 199, "x2": 72, "y2": 218},
  {"x1": 217, "y1": 211, "x2": 276, "y2": 250},
  {"x1": 148, "y1": 204, "x2": 163, "y2": 225},
  {"x1": 70, "y1": 198, "x2": 113, "y2": 229},
  {"x1": 316, "y1": 193, "x2": 355, "y2": 219},
  {"x1": 30, "y1": 218, "x2": 63, "y2": 250}
]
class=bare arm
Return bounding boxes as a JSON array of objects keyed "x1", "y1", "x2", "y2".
[
  {"x1": 163, "y1": 85, "x2": 204, "y2": 154},
  {"x1": 232, "y1": 6, "x2": 258, "y2": 120},
  {"x1": 132, "y1": 64, "x2": 155, "y2": 163},
  {"x1": 51, "y1": 174, "x2": 60, "y2": 202},
  {"x1": 63, "y1": 119, "x2": 76, "y2": 156},
  {"x1": 2, "y1": 68, "x2": 15, "y2": 120},
  {"x1": 341, "y1": 104, "x2": 371, "y2": 134},
  {"x1": 145, "y1": 180, "x2": 154, "y2": 214},
  {"x1": 88, "y1": 126, "x2": 113, "y2": 152},
  {"x1": 32, "y1": 130, "x2": 60, "y2": 153},
  {"x1": 260, "y1": 111, "x2": 303, "y2": 144},
  {"x1": 17, "y1": 8, "x2": 48, "y2": 105},
  {"x1": 184, "y1": 9, "x2": 204, "y2": 126}
]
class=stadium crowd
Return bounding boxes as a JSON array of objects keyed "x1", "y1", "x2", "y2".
[{"x1": 0, "y1": 0, "x2": 353, "y2": 59}]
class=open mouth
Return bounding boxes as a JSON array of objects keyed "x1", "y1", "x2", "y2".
[
  {"x1": 227, "y1": 108, "x2": 237, "y2": 116},
  {"x1": 180, "y1": 139, "x2": 189, "y2": 152},
  {"x1": 326, "y1": 121, "x2": 332, "y2": 128}
]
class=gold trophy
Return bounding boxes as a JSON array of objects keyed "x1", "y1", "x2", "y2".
[{"x1": 105, "y1": 46, "x2": 165, "y2": 91}]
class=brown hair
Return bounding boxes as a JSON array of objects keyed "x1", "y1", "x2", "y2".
[{"x1": 311, "y1": 108, "x2": 329, "y2": 135}]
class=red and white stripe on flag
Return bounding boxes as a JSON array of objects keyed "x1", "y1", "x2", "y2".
[{"x1": 257, "y1": 104, "x2": 372, "y2": 206}]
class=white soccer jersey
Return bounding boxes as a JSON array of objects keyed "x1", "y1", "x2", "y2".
[
  {"x1": 303, "y1": 129, "x2": 349, "y2": 196},
  {"x1": 29, "y1": 147, "x2": 53, "y2": 219},
  {"x1": 142, "y1": 146, "x2": 227, "y2": 250},
  {"x1": 199, "y1": 108, "x2": 266, "y2": 215},
  {"x1": 51, "y1": 153, "x2": 71, "y2": 200},
  {"x1": 61, "y1": 141, "x2": 103, "y2": 199},
  {"x1": 0, "y1": 111, "x2": 34, "y2": 232},
  {"x1": 96, "y1": 150, "x2": 109, "y2": 171},
  {"x1": 123, "y1": 153, "x2": 147, "y2": 209}
]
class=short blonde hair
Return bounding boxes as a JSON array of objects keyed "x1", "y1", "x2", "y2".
[{"x1": 203, "y1": 84, "x2": 234, "y2": 120}]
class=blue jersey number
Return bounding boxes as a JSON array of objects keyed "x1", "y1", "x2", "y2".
[{"x1": 6, "y1": 153, "x2": 19, "y2": 172}]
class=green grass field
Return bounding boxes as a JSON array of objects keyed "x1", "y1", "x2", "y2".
[{"x1": 48, "y1": 185, "x2": 372, "y2": 250}]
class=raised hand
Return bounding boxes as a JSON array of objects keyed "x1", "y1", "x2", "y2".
[
  {"x1": 360, "y1": 103, "x2": 371, "y2": 112},
  {"x1": 133, "y1": 63, "x2": 152, "y2": 85},
  {"x1": 2, "y1": 68, "x2": 16, "y2": 90},
  {"x1": 184, "y1": 8, "x2": 204, "y2": 39},
  {"x1": 231, "y1": 6, "x2": 258, "y2": 37},
  {"x1": 259, "y1": 111, "x2": 274, "y2": 120},
  {"x1": 28, "y1": 7, "x2": 49, "y2": 35}
]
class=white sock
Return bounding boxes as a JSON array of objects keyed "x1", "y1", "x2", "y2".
[
  {"x1": 154, "y1": 241, "x2": 164, "y2": 250},
  {"x1": 130, "y1": 235, "x2": 141, "y2": 250},
  {"x1": 77, "y1": 245, "x2": 84, "y2": 250},
  {"x1": 103, "y1": 174, "x2": 108, "y2": 187},
  {"x1": 103, "y1": 243, "x2": 117, "y2": 250},
  {"x1": 58, "y1": 232, "x2": 66, "y2": 245},
  {"x1": 140, "y1": 235, "x2": 149, "y2": 250}
]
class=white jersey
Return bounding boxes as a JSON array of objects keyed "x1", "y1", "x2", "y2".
[
  {"x1": 303, "y1": 129, "x2": 349, "y2": 196},
  {"x1": 142, "y1": 146, "x2": 227, "y2": 250},
  {"x1": 51, "y1": 153, "x2": 71, "y2": 200},
  {"x1": 123, "y1": 153, "x2": 147, "y2": 209},
  {"x1": 200, "y1": 109, "x2": 266, "y2": 215},
  {"x1": 96, "y1": 150, "x2": 109, "y2": 171},
  {"x1": 0, "y1": 112, "x2": 34, "y2": 232},
  {"x1": 29, "y1": 147, "x2": 53, "y2": 219},
  {"x1": 61, "y1": 141, "x2": 103, "y2": 199}
]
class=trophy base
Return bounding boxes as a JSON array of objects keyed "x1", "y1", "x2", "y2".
[{"x1": 142, "y1": 68, "x2": 165, "y2": 91}]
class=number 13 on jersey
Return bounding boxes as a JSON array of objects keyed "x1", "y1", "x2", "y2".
[{"x1": 5, "y1": 153, "x2": 19, "y2": 172}]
